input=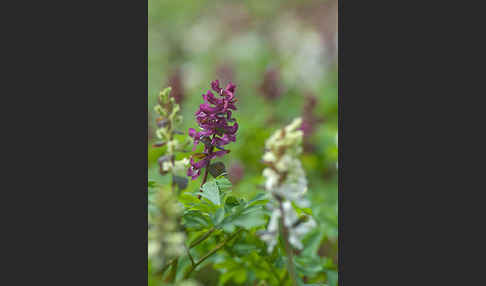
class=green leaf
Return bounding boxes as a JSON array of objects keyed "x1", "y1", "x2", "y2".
[
  {"x1": 295, "y1": 256, "x2": 324, "y2": 276},
  {"x1": 200, "y1": 181, "x2": 221, "y2": 206},
  {"x1": 231, "y1": 212, "x2": 266, "y2": 230},
  {"x1": 326, "y1": 270, "x2": 338, "y2": 286},
  {"x1": 241, "y1": 204, "x2": 264, "y2": 216},
  {"x1": 247, "y1": 192, "x2": 268, "y2": 206},
  {"x1": 232, "y1": 269, "x2": 247, "y2": 284},
  {"x1": 179, "y1": 193, "x2": 200, "y2": 205},
  {"x1": 219, "y1": 271, "x2": 235, "y2": 286},
  {"x1": 212, "y1": 207, "x2": 225, "y2": 225},
  {"x1": 326, "y1": 271, "x2": 338, "y2": 286},
  {"x1": 187, "y1": 200, "x2": 217, "y2": 214},
  {"x1": 183, "y1": 211, "x2": 210, "y2": 230},
  {"x1": 215, "y1": 177, "x2": 232, "y2": 190},
  {"x1": 300, "y1": 229, "x2": 324, "y2": 257},
  {"x1": 233, "y1": 244, "x2": 259, "y2": 256},
  {"x1": 222, "y1": 222, "x2": 236, "y2": 233}
]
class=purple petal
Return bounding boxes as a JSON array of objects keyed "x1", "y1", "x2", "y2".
[
  {"x1": 187, "y1": 167, "x2": 201, "y2": 180},
  {"x1": 222, "y1": 133, "x2": 236, "y2": 143},
  {"x1": 224, "y1": 122, "x2": 238, "y2": 134},
  {"x1": 211, "y1": 136, "x2": 230, "y2": 147},
  {"x1": 225, "y1": 82, "x2": 236, "y2": 93},
  {"x1": 188, "y1": 128, "x2": 197, "y2": 138},
  {"x1": 192, "y1": 158, "x2": 209, "y2": 169},
  {"x1": 200, "y1": 103, "x2": 222, "y2": 114},
  {"x1": 211, "y1": 80, "x2": 222, "y2": 94},
  {"x1": 211, "y1": 150, "x2": 229, "y2": 158},
  {"x1": 203, "y1": 90, "x2": 222, "y2": 105}
]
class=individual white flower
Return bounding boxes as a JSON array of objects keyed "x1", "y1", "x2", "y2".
[
  {"x1": 282, "y1": 201, "x2": 317, "y2": 250},
  {"x1": 282, "y1": 201, "x2": 297, "y2": 228},
  {"x1": 162, "y1": 161, "x2": 172, "y2": 172},
  {"x1": 293, "y1": 218, "x2": 316, "y2": 238},
  {"x1": 263, "y1": 168, "x2": 279, "y2": 190},
  {"x1": 275, "y1": 154, "x2": 293, "y2": 172},
  {"x1": 162, "y1": 158, "x2": 190, "y2": 174},
  {"x1": 262, "y1": 151, "x2": 277, "y2": 163},
  {"x1": 167, "y1": 140, "x2": 178, "y2": 153},
  {"x1": 173, "y1": 158, "x2": 189, "y2": 173},
  {"x1": 259, "y1": 208, "x2": 281, "y2": 252}
]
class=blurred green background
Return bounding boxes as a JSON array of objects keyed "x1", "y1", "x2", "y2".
[{"x1": 149, "y1": 0, "x2": 338, "y2": 285}]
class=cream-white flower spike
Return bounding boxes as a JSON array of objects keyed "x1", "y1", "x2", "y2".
[{"x1": 259, "y1": 117, "x2": 315, "y2": 252}]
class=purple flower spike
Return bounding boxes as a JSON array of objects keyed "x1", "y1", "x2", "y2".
[{"x1": 187, "y1": 80, "x2": 239, "y2": 180}]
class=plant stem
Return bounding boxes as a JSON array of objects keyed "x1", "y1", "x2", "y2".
[
  {"x1": 183, "y1": 228, "x2": 243, "y2": 279},
  {"x1": 158, "y1": 226, "x2": 217, "y2": 276},
  {"x1": 279, "y1": 200, "x2": 298, "y2": 286},
  {"x1": 168, "y1": 122, "x2": 177, "y2": 194},
  {"x1": 164, "y1": 258, "x2": 178, "y2": 283},
  {"x1": 189, "y1": 227, "x2": 216, "y2": 248},
  {"x1": 198, "y1": 135, "x2": 215, "y2": 199},
  {"x1": 157, "y1": 258, "x2": 174, "y2": 276},
  {"x1": 200, "y1": 161, "x2": 211, "y2": 186},
  {"x1": 185, "y1": 245, "x2": 195, "y2": 267}
]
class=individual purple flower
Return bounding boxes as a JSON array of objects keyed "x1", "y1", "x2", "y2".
[
  {"x1": 186, "y1": 150, "x2": 229, "y2": 180},
  {"x1": 187, "y1": 80, "x2": 239, "y2": 180}
]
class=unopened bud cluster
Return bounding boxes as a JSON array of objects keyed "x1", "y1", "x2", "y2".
[{"x1": 154, "y1": 87, "x2": 189, "y2": 175}]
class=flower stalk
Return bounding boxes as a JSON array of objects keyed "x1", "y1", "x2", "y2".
[{"x1": 278, "y1": 197, "x2": 298, "y2": 286}]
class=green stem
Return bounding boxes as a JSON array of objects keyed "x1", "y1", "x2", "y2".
[
  {"x1": 157, "y1": 226, "x2": 217, "y2": 276},
  {"x1": 198, "y1": 135, "x2": 215, "y2": 199},
  {"x1": 279, "y1": 200, "x2": 298, "y2": 286},
  {"x1": 157, "y1": 258, "x2": 174, "y2": 276},
  {"x1": 185, "y1": 245, "x2": 195, "y2": 267},
  {"x1": 189, "y1": 227, "x2": 216, "y2": 248},
  {"x1": 164, "y1": 258, "x2": 178, "y2": 283},
  {"x1": 183, "y1": 229, "x2": 243, "y2": 279}
]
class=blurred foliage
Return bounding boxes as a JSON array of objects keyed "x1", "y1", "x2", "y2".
[{"x1": 149, "y1": 0, "x2": 338, "y2": 285}]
